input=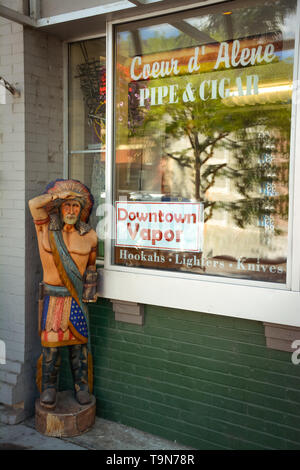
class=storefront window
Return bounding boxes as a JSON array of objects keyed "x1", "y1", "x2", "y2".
[
  {"x1": 68, "y1": 37, "x2": 106, "y2": 257},
  {"x1": 113, "y1": 0, "x2": 297, "y2": 283}
]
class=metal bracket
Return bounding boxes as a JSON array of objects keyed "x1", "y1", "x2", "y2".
[
  {"x1": 0, "y1": 4, "x2": 36, "y2": 27},
  {"x1": 29, "y1": 0, "x2": 40, "y2": 20},
  {"x1": 111, "y1": 299, "x2": 145, "y2": 325},
  {"x1": 0, "y1": 77, "x2": 20, "y2": 98}
]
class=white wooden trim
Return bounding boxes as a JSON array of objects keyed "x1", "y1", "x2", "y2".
[
  {"x1": 290, "y1": 0, "x2": 300, "y2": 291},
  {"x1": 99, "y1": 268, "x2": 300, "y2": 327},
  {"x1": 104, "y1": 21, "x2": 114, "y2": 270},
  {"x1": 36, "y1": 2, "x2": 136, "y2": 27}
]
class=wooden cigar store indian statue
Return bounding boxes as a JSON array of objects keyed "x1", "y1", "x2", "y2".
[{"x1": 29, "y1": 179, "x2": 98, "y2": 409}]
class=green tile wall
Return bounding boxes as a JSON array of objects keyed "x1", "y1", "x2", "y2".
[{"x1": 60, "y1": 298, "x2": 300, "y2": 450}]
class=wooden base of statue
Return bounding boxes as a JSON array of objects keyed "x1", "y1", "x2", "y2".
[{"x1": 35, "y1": 390, "x2": 96, "y2": 437}]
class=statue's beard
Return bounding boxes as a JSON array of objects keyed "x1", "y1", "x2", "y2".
[{"x1": 63, "y1": 214, "x2": 78, "y2": 225}]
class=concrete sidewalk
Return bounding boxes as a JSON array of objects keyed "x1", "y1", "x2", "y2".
[{"x1": 0, "y1": 416, "x2": 193, "y2": 450}]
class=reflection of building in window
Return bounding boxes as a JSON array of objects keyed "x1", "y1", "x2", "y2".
[
  {"x1": 69, "y1": 38, "x2": 106, "y2": 236},
  {"x1": 114, "y1": 2, "x2": 296, "y2": 282},
  {"x1": 0, "y1": 340, "x2": 6, "y2": 365}
]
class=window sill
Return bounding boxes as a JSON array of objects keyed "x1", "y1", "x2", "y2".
[{"x1": 97, "y1": 268, "x2": 300, "y2": 327}]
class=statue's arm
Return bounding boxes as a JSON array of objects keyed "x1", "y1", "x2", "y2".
[
  {"x1": 28, "y1": 193, "x2": 54, "y2": 221},
  {"x1": 28, "y1": 190, "x2": 84, "y2": 221},
  {"x1": 87, "y1": 230, "x2": 98, "y2": 267},
  {"x1": 83, "y1": 231, "x2": 98, "y2": 303}
]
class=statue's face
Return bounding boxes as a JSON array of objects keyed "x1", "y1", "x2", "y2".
[{"x1": 61, "y1": 200, "x2": 81, "y2": 225}]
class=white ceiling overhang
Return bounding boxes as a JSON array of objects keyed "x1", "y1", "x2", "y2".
[{"x1": 0, "y1": 0, "x2": 226, "y2": 40}]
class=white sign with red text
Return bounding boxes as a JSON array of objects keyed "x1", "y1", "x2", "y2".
[{"x1": 115, "y1": 201, "x2": 204, "y2": 252}]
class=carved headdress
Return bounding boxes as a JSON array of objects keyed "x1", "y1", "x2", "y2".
[{"x1": 43, "y1": 179, "x2": 94, "y2": 235}]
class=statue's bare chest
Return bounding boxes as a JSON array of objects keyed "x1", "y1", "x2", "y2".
[
  {"x1": 62, "y1": 231, "x2": 91, "y2": 256},
  {"x1": 41, "y1": 230, "x2": 91, "y2": 256}
]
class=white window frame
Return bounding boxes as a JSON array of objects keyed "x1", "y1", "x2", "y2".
[{"x1": 67, "y1": 0, "x2": 300, "y2": 326}]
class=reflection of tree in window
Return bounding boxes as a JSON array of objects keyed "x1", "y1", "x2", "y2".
[
  {"x1": 121, "y1": 2, "x2": 295, "y2": 228},
  {"x1": 114, "y1": 1, "x2": 297, "y2": 280},
  {"x1": 185, "y1": 0, "x2": 296, "y2": 42},
  {"x1": 69, "y1": 38, "x2": 106, "y2": 250},
  {"x1": 75, "y1": 42, "x2": 106, "y2": 145}
]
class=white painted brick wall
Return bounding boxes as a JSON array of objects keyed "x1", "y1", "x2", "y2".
[
  {"x1": 0, "y1": 370, "x2": 19, "y2": 386},
  {"x1": 23, "y1": 27, "x2": 64, "y2": 417},
  {"x1": 0, "y1": 15, "x2": 25, "y2": 363},
  {"x1": 0, "y1": 14, "x2": 64, "y2": 416},
  {"x1": 0, "y1": 14, "x2": 26, "y2": 409}
]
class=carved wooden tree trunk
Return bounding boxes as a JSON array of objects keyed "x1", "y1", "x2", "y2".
[{"x1": 35, "y1": 391, "x2": 96, "y2": 437}]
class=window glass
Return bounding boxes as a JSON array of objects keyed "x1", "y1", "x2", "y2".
[
  {"x1": 69, "y1": 38, "x2": 106, "y2": 257},
  {"x1": 113, "y1": 0, "x2": 298, "y2": 283}
]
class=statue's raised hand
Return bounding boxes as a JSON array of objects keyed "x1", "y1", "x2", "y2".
[{"x1": 53, "y1": 190, "x2": 84, "y2": 201}]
